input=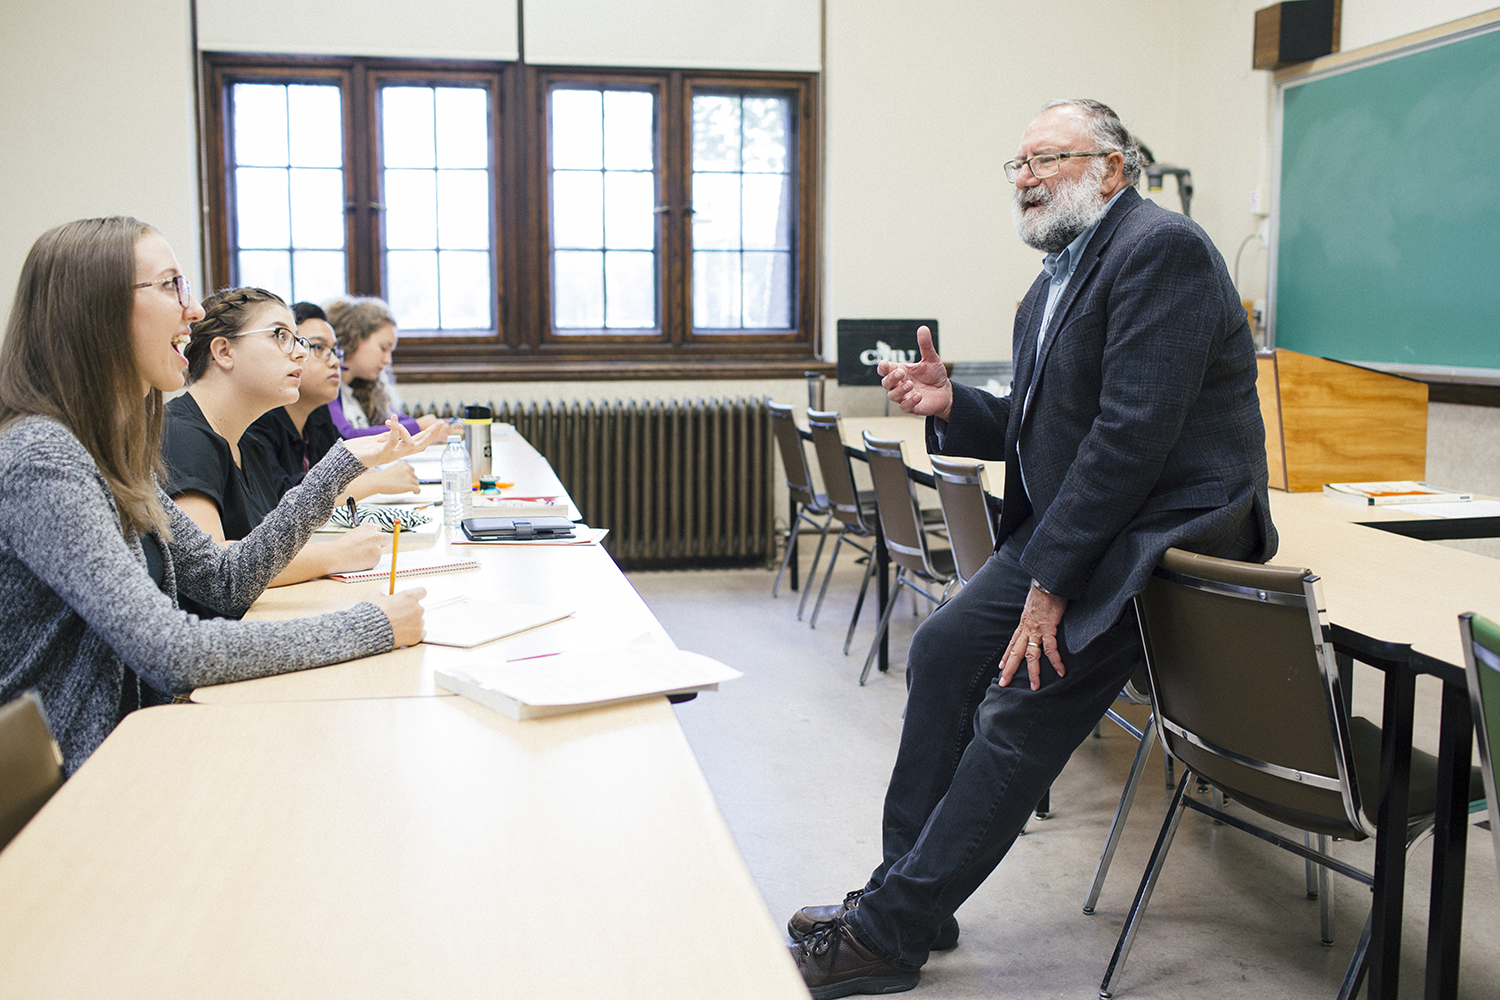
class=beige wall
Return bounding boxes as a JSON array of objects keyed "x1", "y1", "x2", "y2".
[
  {"x1": 197, "y1": 0, "x2": 519, "y2": 60},
  {"x1": 0, "y1": 0, "x2": 202, "y2": 327}
]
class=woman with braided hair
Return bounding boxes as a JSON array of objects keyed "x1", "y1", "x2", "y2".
[
  {"x1": 162, "y1": 287, "x2": 447, "y2": 587},
  {"x1": 0, "y1": 218, "x2": 430, "y2": 772},
  {"x1": 323, "y1": 297, "x2": 442, "y2": 438}
]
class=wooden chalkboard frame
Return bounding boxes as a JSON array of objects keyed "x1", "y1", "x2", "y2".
[{"x1": 1269, "y1": 8, "x2": 1500, "y2": 388}]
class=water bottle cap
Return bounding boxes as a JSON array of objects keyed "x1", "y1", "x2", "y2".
[{"x1": 447, "y1": 433, "x2": 464, "y2": 443}]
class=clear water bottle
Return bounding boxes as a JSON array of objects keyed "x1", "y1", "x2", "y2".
[{"x1": 441, "y1": 433, "x2": 471, "y2": 529}]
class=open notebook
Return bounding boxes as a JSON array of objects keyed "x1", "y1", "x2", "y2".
[
  {"x1": 421, "y1": 598, "x2": 575, "y2": 649},
  {"x1": 328, "y1": 551, "x2": 480, "y2": 583}
]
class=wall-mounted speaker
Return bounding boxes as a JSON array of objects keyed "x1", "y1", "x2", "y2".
[{"x1": 1254, "y1": 0, "x2": 1341, "y2": 70}]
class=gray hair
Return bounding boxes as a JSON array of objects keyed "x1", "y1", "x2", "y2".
[{"x1": 1038, "y1": 99, "x2": 1143, "y2": 186}]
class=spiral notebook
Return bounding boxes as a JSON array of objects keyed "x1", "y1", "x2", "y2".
[{"x1": 328, "y1": 551, "x2": 480, "y2": 583}]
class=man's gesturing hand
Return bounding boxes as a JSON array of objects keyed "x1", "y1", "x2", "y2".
[
  {"x1": 998, "y1": 584, "x2": 1068, "y2": 691},
  {"x1": 878, "y1": 325, "x2": 952, "y2": 421}
]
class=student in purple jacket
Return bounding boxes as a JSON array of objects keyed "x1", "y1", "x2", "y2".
[{"x1": 324, "y1": 296, "x2": 442, "y2": 439}]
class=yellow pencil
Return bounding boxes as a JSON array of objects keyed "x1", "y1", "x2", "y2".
[{"x1": 389, "y1": 517, "x2": 402, "y2": 595}]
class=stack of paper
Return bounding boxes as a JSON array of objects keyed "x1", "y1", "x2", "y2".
[
  {"x1": 421, "y1": 598, "x2": 574, "y2": 649},
  {"x1": 1322, "y1": 481, "x2": 1472, "y2": 505},
  {"x1": 436, "y1": 646, "x2": 741, "y2": 720}
]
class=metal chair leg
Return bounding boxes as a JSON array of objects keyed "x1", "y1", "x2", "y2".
[
  {"x1": 771, "y1": 518, "x2": 800, "y2": 597},
  {"x1": 1317, "y1": 833, "x2": 1334, "y2": 945},
  {"x1": 1336, "y1": 912, "x2": 1371, "y2": 1000},
  {"x1": 1099, "y1": 771, "x2": 1192, "y2": 1000},
  {"x1": 796, "y1": 515, "x2": 834, "y2": 621},
  {"x1": 808, "y1": 530, "x2": 847, "y2": 629},
  {"x1": 860, "y1": 571, "x2": 907, "y2": 685},
  {"x1": 1084, "y1": 715, "x2": 1158, "y2": 914},
  {"x1": 843, "y1": 551, "x2": 878, "y2": 655}
]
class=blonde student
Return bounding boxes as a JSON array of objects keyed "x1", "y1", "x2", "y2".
[
  {"x1": 325, "y1": 296, "x2": 442, "y2": 438},
  {"x1": 0, "y1": 217, "x2": 428, "y2": 772}
]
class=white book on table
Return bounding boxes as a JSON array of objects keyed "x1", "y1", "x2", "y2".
[
  {"x1": 421, "y1": 598, "x2": 575, "y2": 649},
  {"x1": 435, "y1": 646, "x2": 741, "y2": 720}
]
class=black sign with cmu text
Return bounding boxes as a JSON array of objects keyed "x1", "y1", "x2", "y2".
[{"x1": 836, "y1": 319, "x2": 939, "y2": 387}]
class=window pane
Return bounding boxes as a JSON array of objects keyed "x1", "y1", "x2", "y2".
[
  {"x1": 742, "y1": 251, "x2": 791, "y2": 328},
  {"x1": 287, "y1": 84, "x2": 342, "y2": 168},
  {"x1": 552, "y1": 170, "x2": 603, "y2": 249},
  {"x1": 292, "y1": 250, "x2": 346, "y2": 304},
  {"x1": 604, "y1": 171, "x2": 655, "y2": 250},
  {"x1": 437, "y1": 170, "x2": 490, "y2": 250},
  {"x1": 435, "y1": 87, "x2": 488, "y2": 168},
  {"x1": 691, "y1": 173, "x2": 740, "y2": 250},
  {"x1": 382, "y1": 87, "x2": 436, "y2": 169},
  {"x1": 742, "y1": 173, "x2": 791, "y2": 251},
  {"x1": 551, "y1": 89, "x2": 603, "y2": 170},
  {"x1": 603, "y1": 90, "x2": 653, "y2": 171},
  {"x1": 238, "y1": 250, "x2": 291, "y2": 299},
  {"x1": 387, "y1": 250, "x2": 440, "y2": 329},
  {"x1": 604, "y1": 251, "x2": 655, "y2": 328},
  {"x1": 742, "y1": 97, "x2": 790, "y2": 173},
  {"x1": 439, "y1": 250, "x2": 492, "y2": 329},
  {"x1": 693, "y1": 251, "x2": 740, "y2": 328},
  {"x1": 235, "y1": 167, "x2": 290, "y2": 248},
  {"x1": 692, "y1": 95, "x2": 741, "y2": 172},
  {"x1": 289, "y1": 168, "x2": 345, "y2": 249},
  {"x1": 384, "y1": 169, "x2": 437, "y2": 249},
  {"x1": 554, "y1": 250, "x2": 605, "y2": 328},
  {"x1": 233, "y1": 84, "x2": 288, "y2": 167}
]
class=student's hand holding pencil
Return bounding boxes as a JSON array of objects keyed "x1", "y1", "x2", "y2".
[{"x1": 367, "y1": 586, "x2": 426, "y2": 648}]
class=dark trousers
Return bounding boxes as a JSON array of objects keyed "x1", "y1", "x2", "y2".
[{"x1": 843, "y1": 522, "x2": 1145, "y2": 970}]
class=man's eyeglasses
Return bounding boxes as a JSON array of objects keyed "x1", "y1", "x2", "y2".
[
  {"x1": 231, "y1": 326, "x2": 312, "y2": 360},
  {"x1": 1003, "y1": 151, "x2": 1110, "y2": 183},
  {"x1": 133, "y1": 274, "x2": 193, "y2": 308},
  {"x1": 304, "y1": 342, "x2": 345, "y2": 363}
]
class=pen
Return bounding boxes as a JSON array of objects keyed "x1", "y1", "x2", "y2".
[
  {"x1": 346, "y1": 496, "x2": 358, "y2": 526},
  {"x1": 389, "y1": 517, "x2": 401, "y2": 595}
]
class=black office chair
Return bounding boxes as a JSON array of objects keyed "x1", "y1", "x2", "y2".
[
  {"x1": 804, "y1": 410, "x2": 879, "y2": 630},
  {"x1": 0, "y1": 692, "x2": 65, "y2": 852},
  {"x1": 1461, "y1": 611, "x2": 1500, "y2": 886},
  {"x1": 768, "y1": 402, "x2": 833, "y2": 602},
  {"x1": 1100, "y1": 548, "x2": 1487, "y2": 1000}
]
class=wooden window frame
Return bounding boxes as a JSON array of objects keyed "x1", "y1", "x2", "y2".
[{"x1": 203, "y1": 53, "x2": 824, "y2": 382}]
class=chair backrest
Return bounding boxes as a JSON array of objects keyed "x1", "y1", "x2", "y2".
[
  {"x1": 1460, "y1": 611, "x2": 1500, "y2": 883},
  {"x1": 1136, "y1": 548, "x2": 1372, "y2": 841},
  {"x1": 768, "y1": 402, "x2": 818, "y2": 507},
  {"x1": 929, "y1": 456, "x2": 995, "y2": 585},
  {"x1": 0, "y1": 692, "x2": 65, "y2": 851},
  {"x1": 807, "y1": 410, "x2": 870, "y2": 531},
  {"x1": 862, "y1": 433, "x2": 948, "y2": 582}
]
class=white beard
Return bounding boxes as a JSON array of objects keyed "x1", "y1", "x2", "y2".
[{"x1": 1011, "y1": 165, "x2": 1110, "y2": 253}]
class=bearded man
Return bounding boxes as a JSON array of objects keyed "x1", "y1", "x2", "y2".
[{"x1": 788, "y1": 99, "x2": 1277, "y2": 998}]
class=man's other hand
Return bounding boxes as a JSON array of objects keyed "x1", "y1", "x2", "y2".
[{"x1": 878, "y1": 325, "x2": 952, "y2": 421}]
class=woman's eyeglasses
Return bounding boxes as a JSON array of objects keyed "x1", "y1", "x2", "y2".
[
  {"x1": 231, "y1": 326, "x2": 312, "y2": 359},
  {"x1": 132, "y1": 274, "x2": 193, "y2": 308},
  {"x1": 304, "y1": 342, "x2": 345, "y2": 363}
]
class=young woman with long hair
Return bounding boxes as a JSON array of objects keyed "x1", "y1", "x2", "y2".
[
  {"x1": 324, "y1": 296, "x2": 440, "y2": 438},
  {"x1": 0, "y1": 217, "x2": 428, "y2": 772}
]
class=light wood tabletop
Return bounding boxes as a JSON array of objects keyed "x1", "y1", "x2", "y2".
[
  {"x1": 196, "y1": 533, "x2": 673, "y2": 703},
  {"x1": 0, "y1": 696, "x2": 807, "y2": 1000}
]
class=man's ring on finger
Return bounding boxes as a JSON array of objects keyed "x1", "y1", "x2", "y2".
[{"x1": 1026, "y1": 641, "x2": 1039, "y2": 648}]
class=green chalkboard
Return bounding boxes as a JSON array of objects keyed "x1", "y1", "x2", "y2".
[{"x1": 1274, "y1": 24, "x2": 1500, "y2": 374}]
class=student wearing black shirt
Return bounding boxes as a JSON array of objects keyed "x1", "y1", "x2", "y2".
[
  {"x1": 162, "y1": 287, "x2": 446, "y2": 586},
  {"x1": 243, "y1": 302, "x2": 418, "y2": 500}
]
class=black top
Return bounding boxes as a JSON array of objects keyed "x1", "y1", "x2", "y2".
[
  {"x1": 243, "y1": 405, "x2": 341, "y2": 499},
  {"x1": 161, "y1": 393, "x2": 284, "y2": 541}
]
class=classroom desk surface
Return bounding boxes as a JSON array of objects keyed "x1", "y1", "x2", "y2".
[
  {"x1": 0, "y1": 696, "x2": 807, "y2": 1000},
  {"x1": 196, "y1": 533, "x2": 673, "y2": 703}
]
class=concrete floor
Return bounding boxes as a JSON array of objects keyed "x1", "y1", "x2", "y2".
[{"x1": 626, "y1": 558, "x2": 1500, "y2": 1000}]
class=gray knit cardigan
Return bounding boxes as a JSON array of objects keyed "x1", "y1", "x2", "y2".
[{"x1": 0, "y1": 416, "x2": 394, "y2": 772}]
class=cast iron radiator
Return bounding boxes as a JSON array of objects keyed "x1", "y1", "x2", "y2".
[{"x1": 408, "y1": 397, "x2": 775, "y2": 570}]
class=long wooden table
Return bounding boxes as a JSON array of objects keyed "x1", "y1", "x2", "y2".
[{"x1": 0, "y1": 432, "x2": 807, "y2": 999}]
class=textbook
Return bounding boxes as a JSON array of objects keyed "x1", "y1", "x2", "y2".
[
  {"x1": 1322, "y1": 481, "x2": 1472, "y2": 505},
  {"x1": 421, "y1": 597, "x2": 574, "y2": 649},
  {"x1": 328, "y1": 551, "x2": 480, "y2": 583},
  {"x1": 435, "y1": 646, "x2": 742, "y2": 720}
]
